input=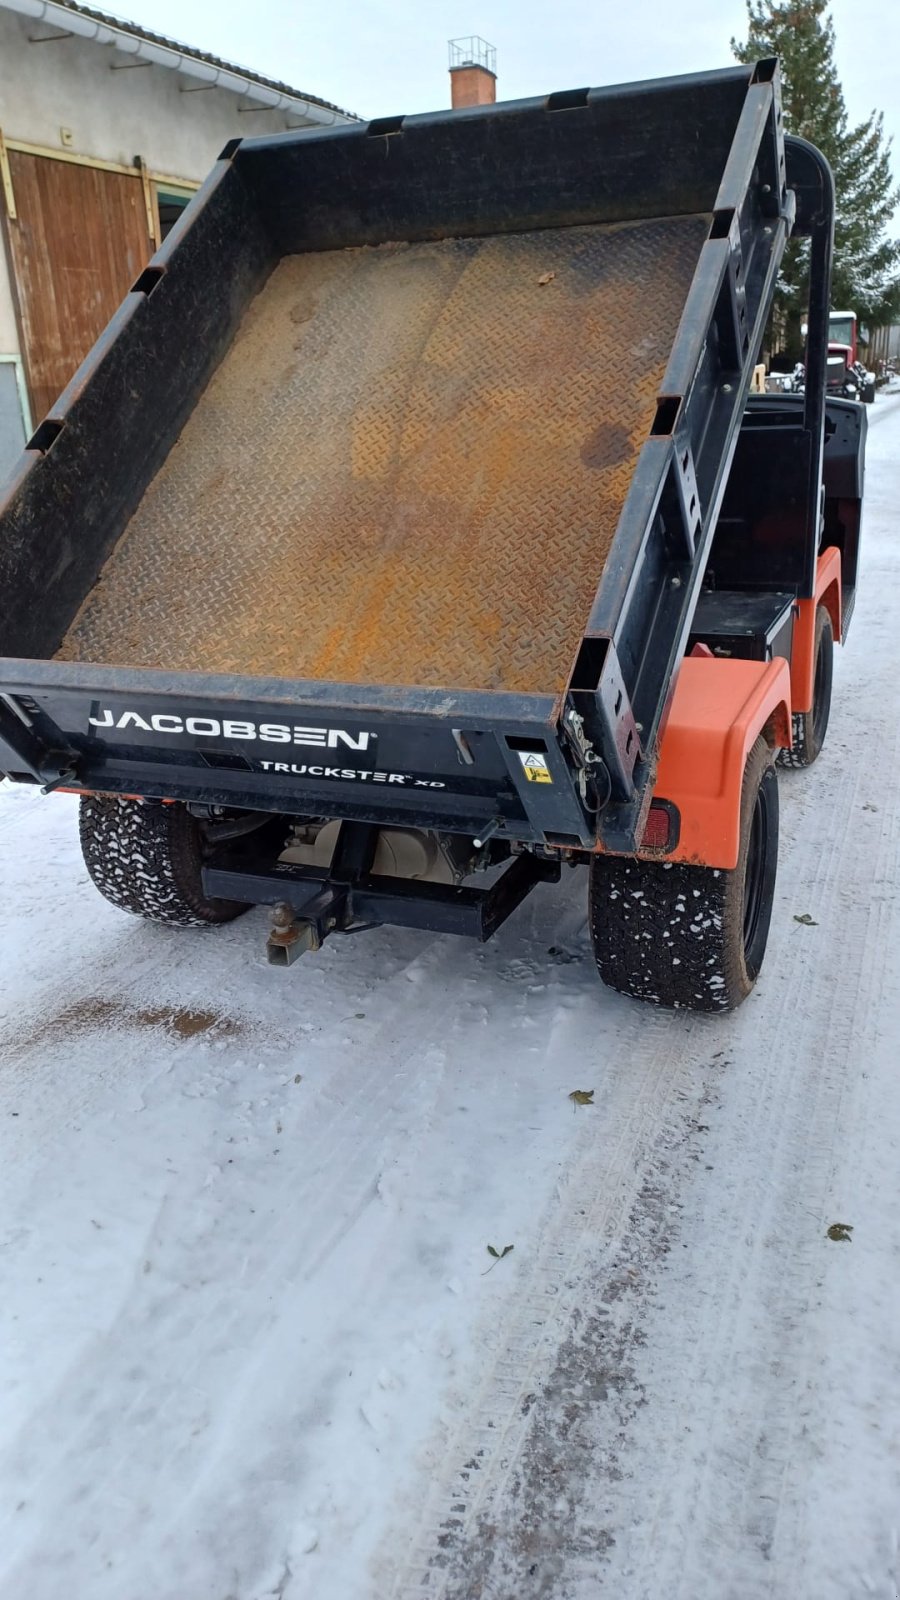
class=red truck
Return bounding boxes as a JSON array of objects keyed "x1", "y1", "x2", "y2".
[{"x1": 828, "y1": 310, "x2": 875, "y2": 402}]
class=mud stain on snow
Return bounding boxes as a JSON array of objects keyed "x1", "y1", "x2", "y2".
[{"x1": 0, "y1": 997, "x2": 244, "y2": 1063}]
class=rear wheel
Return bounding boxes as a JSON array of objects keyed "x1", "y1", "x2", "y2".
[
  {"x1": 79, "y1": 795, "x2": 248, "y2": 927},
  {"x1": 589, "y1": 737, "x2": 779, "y2": 1011},
  {"x1": 779, "y1": 604, "x2": 833, "y2": 769}
]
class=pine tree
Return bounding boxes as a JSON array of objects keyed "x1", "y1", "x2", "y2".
[{"x1": 733, "y1": 0, "x2": 900, "y2": 356}]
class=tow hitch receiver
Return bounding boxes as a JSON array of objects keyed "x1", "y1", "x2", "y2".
[
  {"x1": 202, "y1": 822, "x2": 560, "y2": 965},
  {"x1": 267, "y1": 890, "x2": 346, "y2": 966}
]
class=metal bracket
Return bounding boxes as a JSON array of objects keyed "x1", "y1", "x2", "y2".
[
  {"x1": 0, "y1": 129, "x2": 16, "y2": 221},
  {"x1": 673, "y1": 435, "x2": 701, "y2": 555},
  {"x1": 0, "y1": 693, "x2": 78, "y2": 787},
  {"x1": 135, "y1": 156, "x2": 159, "y2": 248},
  {"x1": 582, "y1": 642, "x2": 641, "y2": 803},
  {"x1": 562, "y1": 704, "x2": 610, "y2": 809}
]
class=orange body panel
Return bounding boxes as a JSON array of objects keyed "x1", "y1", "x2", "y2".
[
  {"x1": 650, "y1": 656, "x2": 792, "y2": 870},
  {"x1": 790, "y1": 546, "x2": 842, "y2": 713}
]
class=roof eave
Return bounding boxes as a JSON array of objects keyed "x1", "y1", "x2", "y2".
[{"x1": 0, "y1": 0, "x2": 360, "y2": 124}]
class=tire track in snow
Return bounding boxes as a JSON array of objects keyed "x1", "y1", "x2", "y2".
[
  {"x1": 620, "y1": 791, "x2": 894, "y2": 1592},
  {"x1": 605, "y1": 674, "x2": 900, "y2": 1600},
  {"x1": 380, "y1": 423, "x2": 900, "y2": 1599},
  {"x1": 381, "y1": 757, "x2": 895, "y2": 1599},
  {"x1": 381, "y1": 999, "x2": 718, "y2": 1599}
]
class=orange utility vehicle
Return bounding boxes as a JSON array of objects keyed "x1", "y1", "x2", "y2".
[{"x1": 0, "y1": 62, "x2": 865, "y2": 1010}]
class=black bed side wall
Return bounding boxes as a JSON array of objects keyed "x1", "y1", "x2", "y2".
[
  {"x1": 232, "y1": 71, "x2": 754, "y2": 251},
  {"x1": 0, "y1": 160, "x2": 275, "y2": 661},
  {"x1": 710, "y1": 394, "x2": 866, "y2": 594}
]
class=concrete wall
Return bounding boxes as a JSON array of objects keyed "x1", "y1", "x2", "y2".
[{"x1": 0, "y1": 6, "x2": 350, "y2": 458}]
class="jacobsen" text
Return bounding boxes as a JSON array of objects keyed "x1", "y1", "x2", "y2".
[{"x1": 88, "y1": 709, "x2": 373, "y2": 750}]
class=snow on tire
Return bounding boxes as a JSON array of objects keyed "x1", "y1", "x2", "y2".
[
  {"x1": 778, "y1": 604, "x2": 833, "y2": 770},
  {"x1": 79, "y1": 795, "x2": 248, "y2": 928},
  {"x1": 589, "y1": 737, "x2": 779, "y2": 1011}
]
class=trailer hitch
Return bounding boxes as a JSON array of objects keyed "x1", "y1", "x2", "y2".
[
  {"x1": 267, "y1": 887, "x2": 348, "y2": 966},
  {"x1": 204, "y1": 834, "x2": 560, "y2": 967}
]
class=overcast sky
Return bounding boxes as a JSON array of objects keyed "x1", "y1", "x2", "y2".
[{"x1": 122, "y1": 0, "x2": 899, "y2": 189}]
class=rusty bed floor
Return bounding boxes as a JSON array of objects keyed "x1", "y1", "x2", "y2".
[{"x1": 57, "y1": 215, "x2": 710, "y2": 695}]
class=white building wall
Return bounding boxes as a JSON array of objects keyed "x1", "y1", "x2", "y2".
[
  {"x1": 0, "y1": 233, "x2": 19, "y2": 360},
  {"x1": 0, "y1": 7, "x2": 351, "y2": 371},
  {"x1": 0, "y1": 10, "x2": 338, "y2": 176}
]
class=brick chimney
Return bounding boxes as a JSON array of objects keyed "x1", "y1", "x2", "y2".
[{"x1": 449, "y1": 36, "x2": 497, "y2": 108}]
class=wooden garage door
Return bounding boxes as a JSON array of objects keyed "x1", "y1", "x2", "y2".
[{"x1": 4, "y1": 151, "x2": 151, "y2": 425}]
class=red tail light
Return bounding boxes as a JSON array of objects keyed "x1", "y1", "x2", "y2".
[{"x1": 641, "y1": 800, "x2": 679, "y2": 851}]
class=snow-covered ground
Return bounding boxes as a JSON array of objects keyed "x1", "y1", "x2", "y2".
[{"x1": 1, "y1": 399, "x2": 899, "y2": 1600}]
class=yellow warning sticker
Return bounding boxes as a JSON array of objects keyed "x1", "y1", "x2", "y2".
[{"x1": 519, "y1": 751, "x2": 553, "y2": 784}]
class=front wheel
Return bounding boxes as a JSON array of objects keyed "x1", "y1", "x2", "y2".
[
  {"x1": 589, "y1": 737, "x2": 779, "y2": 1012},
  {"x1": 778, "y1": 604, "x2": 833, "y2": 769},
  {"x1": 79, "y1": 795, "x2": 249, "y2": 927}
]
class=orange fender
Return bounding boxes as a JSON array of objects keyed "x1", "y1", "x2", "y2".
[
  {"x1": 647, "y1": 656, "x2": 792, "y2": 870},
  {"x1": 790, "y1": 546, "x2": 842, "y2": 714}
]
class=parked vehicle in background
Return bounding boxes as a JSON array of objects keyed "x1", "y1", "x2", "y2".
[
  {"x1": 829, "y1": 310, "x2": 859, "y2": 363},
  {"x1": 781, "y1": 361, "x2": 807, "y2": 394},
  {"x1": 828, "y1": 310, "x2": 876, "y2": 402},
  {"x1": 847, "y1": 359, "x2": 875, "y2": 401},
  {"x1": 824, "y1": 351, "x2": 873, "y2": 402}
]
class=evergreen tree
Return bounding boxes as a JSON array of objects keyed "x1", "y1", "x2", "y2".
[{"x1": 732, "y1": 0, "x2": 900, "y2": 355}]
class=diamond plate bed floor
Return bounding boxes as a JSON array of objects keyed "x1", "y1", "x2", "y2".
[{"x1": 57, "y1": 215, "x2": 709, "y2": 694}]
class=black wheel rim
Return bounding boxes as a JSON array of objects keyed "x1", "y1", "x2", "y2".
[
  {"x1": 812, "y1": 628, "x2": 830, "y2": 746},
  {"x1": 743, "y1": 785, "x2": 769, "y2": 954}
]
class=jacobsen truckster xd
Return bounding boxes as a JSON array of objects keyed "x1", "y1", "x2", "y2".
[{"x1": 0, "y1": 61, "x2": 865, "y2": 1011}]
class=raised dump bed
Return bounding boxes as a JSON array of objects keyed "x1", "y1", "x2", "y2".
[
  {"x1": 0, "y1": 63, "x2": 789, "y2": 853},
  {"x1": 56, "y1": 217, "x2": 707, "y2": 696}
]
